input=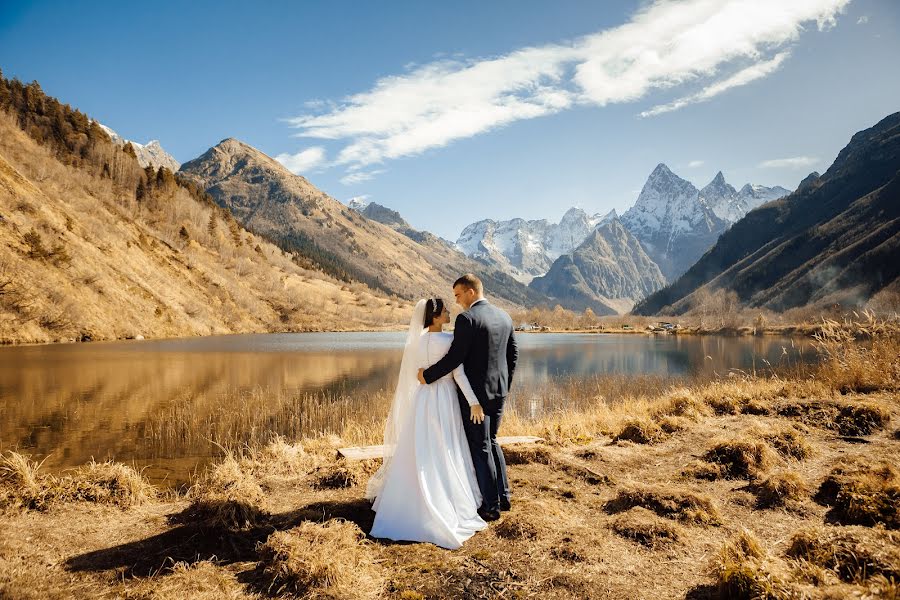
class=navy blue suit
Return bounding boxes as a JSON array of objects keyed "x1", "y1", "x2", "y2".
[{"x1": 423, "y1": 299, "x2": 518, "y2": 512}]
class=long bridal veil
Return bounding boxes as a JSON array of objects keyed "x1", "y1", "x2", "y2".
[{"x1": 365, "y1": 299, "x2": 427, "y2": 501}]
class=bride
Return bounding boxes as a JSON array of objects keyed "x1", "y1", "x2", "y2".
[{"x1": 366, "y1": 298, "x2": 487, "y2": 549}]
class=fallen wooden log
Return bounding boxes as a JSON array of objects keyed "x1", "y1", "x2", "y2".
[{"x1": 338, "y1": 435, "x2": 544, "y2": 461}]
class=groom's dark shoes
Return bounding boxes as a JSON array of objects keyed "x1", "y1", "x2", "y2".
[
  {"x1": 499, "y1": 499, "x2": 511, "y2": 512},
  {"x1": 478, "y1": 507, "x2": 501, "y2": 522}
]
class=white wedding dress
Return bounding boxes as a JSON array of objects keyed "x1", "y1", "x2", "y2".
[{"x1": 367, "y1": 306, "x2": 486, "y2": 550}]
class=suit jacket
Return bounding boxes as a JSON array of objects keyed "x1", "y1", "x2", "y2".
[{"x1": 423, "y1": 299, "x2": 518, "y2": 406}]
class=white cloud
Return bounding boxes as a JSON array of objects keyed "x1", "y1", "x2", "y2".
[
  {"x1": 275, "y1": 147, "x2": 326, "y2": 174},
  {"x1": 857, "y1": 15, "x2": 869, "y2": 24},
  {"x1": 640, "y1": 52, "x2": 790, "y2": 117},
  {"x1": 758, "y1": 156, "x2": 819, "y2": 168},
  {"x1": 340, "y1": 169, "x2": 386, "y2": 185},
  {"x1": 687, "y1": 160, "x2": 705, "y2": 168},
  {"x1": 288, "y1": 0, "x2": 849, "y2": 170}
]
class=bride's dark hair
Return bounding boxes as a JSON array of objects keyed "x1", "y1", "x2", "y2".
[{"x1": 423, "y1": 298, "x2": 445, "y2": 327}]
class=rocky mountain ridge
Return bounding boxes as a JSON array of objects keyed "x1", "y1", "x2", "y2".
[{"x1": 97, "y1": 123, "x2": 180, "y2": 172}]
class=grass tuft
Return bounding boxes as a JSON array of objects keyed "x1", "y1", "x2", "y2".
[
  {"x1": 605, "y1": 485, "x2": 721, "y2": 525},
  {"x1": 787, "y1": 526, "x2": 900, "y2": 583},
  {"x1": 715, "y1": 530, "x2": 790, "y2": 600},
  {"x1": 62, "y1": 460, "x2": 156, "y2": 508},
  {"x1": 816, "y1": 461, "x2": 899, "y2": 529},
  {"x1": 258, "y1": 520, "x2": 382, "y2": 600},
  {"x1": 834, "y1": 402, "x2": 891, "y2": 437},
  {"x1": 0, "y1": 451, "x2": 54, "y2": 511},
  {"x1": 182, "y1": 454, "x2": 269, "y2": 530},
  {"x1": 503, "y1": 445, "x2": 554, "y2": 465},
  {"x1": 494, "y1": 515, "x2": 539, "y2": 540},
  {"x1": 1, "y1": 451, "x2": 154, "y2": 511},
  {"x1": 757, "y1": 425, "x2": 813, "y2": 460},
  {"x1": 610, "y1": 506, "x2": 683, "y2": 547},
  {"x1": 702, "y1": 438, "x2": 774, "y2": 480},
  {"x1": 750, "y1": 471, "x2": 807, "y2": 508},
  {"x1": 613, "y1": 418, "x2": 668, "y2": 445},
  {"x1": 312, "y1": 461, "x2": 378, "y2": 489},
  {"x1": 124, "y1": 561, "x2": 246, "y2": 600}
]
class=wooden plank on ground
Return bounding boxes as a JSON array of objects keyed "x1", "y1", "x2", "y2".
[{"x1": 338, "y1": 435, "x2": 544, "y2": 461}]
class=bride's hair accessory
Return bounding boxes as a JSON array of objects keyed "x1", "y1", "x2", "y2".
[{"x1": 430, "y1": 298, "x2": 437, "y2": 313}]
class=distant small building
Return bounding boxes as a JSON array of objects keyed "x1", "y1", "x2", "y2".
[{"x1": 516, "y1": 322, "x2": 538, "y2": 332}]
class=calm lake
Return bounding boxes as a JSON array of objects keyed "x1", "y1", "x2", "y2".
[{"x1": 0, "y1": 332, "x2": 815, "y2": 487}]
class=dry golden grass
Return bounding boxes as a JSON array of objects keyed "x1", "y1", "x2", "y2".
[
  {"x1": 605, "y1": 485, "x2": 721, "y2": 525},
  {"x1": 493, "y1": 514, "x2": 540, "y2": 541},
  {"x1": 816, "y1": 460, "x2": 899, "y2": 529},
  {"x1": 613, "y1": 417, "x2": 669, "y2": 444},
  {"x1": 787, "y1": 526, "x2": 900, "y2": 584},
  {"x1": 714, "y1": 530, "x2": 791, "y2": 599},
  {"x1": 701, "y1": 437, "x2": 775, "y2": 480},
  {"x1": 258, "y1": 520, "x2": 382, "y2": 600},
  {"x1": 814, "y1": 312, "x2": 900, "y2": 393},
  {"x1": 1, "y1": 451, "x2": 154, "y2": 511},
  {"x1": 313, "y1": 461, "x2": 379, "y2": 490},
  {"x1": 751, "y1": 471, "x2": 808, "y2": 508},
  {"x1": 0, "y1": 451, "x2": 54, "y2": 511},
  {"x1": 756, "y1": 423, "x2": 813, "y2": 460},
  {"x1": 124, "y1": 561, "x2": 252, "y2": 600},
  {"x1": 1, "y1": 327, "x2": 898, "y2": 599},
  {"x1": 61, "y1": 460, "x2": 157, "y2": 508},
  {"x1": 181, "y1": 453, "x2": 270, "y2": 530},
  {"x1": 610, "y1": 506, "x2": 684, "y2": 547}
]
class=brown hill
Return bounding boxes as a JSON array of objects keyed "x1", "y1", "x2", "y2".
[
  {"x1": 0, "y1": 84, "x2": 406, "y2": 344},
  {"x1": 530, "y1": 218, "x2": 667, "y2": 315},
  {"x1": 178, "y1": 139, "x2": 543, "y2": 308}
]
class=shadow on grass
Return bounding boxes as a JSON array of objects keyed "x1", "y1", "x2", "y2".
[
  {"x1": 63, "y1": 498, "x2": 377, "y2": 579},
  {"x1": 684, "y1": 583, "x2": 718, "y2": 599}
]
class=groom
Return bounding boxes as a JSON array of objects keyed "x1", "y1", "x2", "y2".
[{"x1": 418, "y1": 273, "x2": 518, "y2": 521}]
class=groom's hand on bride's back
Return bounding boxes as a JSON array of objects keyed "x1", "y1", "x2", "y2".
[{"x1": 417, "y1": 368, "x2": 427, "y2": 384}]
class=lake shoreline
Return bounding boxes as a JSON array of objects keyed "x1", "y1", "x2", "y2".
[{"x1": 0, "y1": 323, "x2": 822, "y2": 347}]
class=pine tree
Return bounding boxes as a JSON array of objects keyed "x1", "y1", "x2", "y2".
[
  {"x1": 228, "y1": 218, "x2": 243, "y2": 247},
  {"x1": 207, "y1": 210, "x2": 217, "y2": 238},
  {"x1": 0, "y1": 69, "x2": 10, "y2": 108}
]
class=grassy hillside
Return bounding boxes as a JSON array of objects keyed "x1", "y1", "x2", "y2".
[{"x1": 0, "y1": 76, "x2": 407, "y2": 344}]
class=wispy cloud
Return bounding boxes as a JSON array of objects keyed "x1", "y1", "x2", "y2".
[
  {"x1": 640, "y1": 52, "x2": 790, "y2": 117},
  {"x1": 275, "y1": 147, "x2": 326, "y2": 174},
  {"x1": 857, "y1": 15, "x2": 869, "y2": 24},
  {"x1": 687, "y1": 160, "x2": 705, "y2": 168},
  {"x1": 340, "y1": 169, "x2": 386, "y2": 185},
  {"x1": 758, "y1": 156, "x2": 819, "y2": 168},
  {"x1": 288, "y1": 0, "x2": 849, "y2": 176}
]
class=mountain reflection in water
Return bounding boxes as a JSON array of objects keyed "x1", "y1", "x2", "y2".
[{"x1": 0, "y1": 332, "x2": 814, "y2": 487}]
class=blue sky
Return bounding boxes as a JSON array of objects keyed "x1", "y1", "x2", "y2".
[{"x1": 1, "y1": 0, "x2": 898, "y2": 239}]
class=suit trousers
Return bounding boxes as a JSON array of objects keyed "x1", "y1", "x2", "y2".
[{"x1": 458, "y1": 394, "x2": 510, "y2": 512}]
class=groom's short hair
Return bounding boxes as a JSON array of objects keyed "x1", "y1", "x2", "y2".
[{"x1": 453, "y1": 273, "x2": 483, "y2": 295}]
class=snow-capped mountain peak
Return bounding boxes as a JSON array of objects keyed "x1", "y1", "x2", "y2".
[
  {"x1": 620, "y1": 165, "x2": 792, "y2": 279},
  {"x1": 346, "y1": 196, "x2": 371, "y2": 211},
  {"x1": 97, "y1": 123, "x2": 180, "y2": 172},
  {"x1": 454, "y1": 206, "x2": 622, "y2": 284}
]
